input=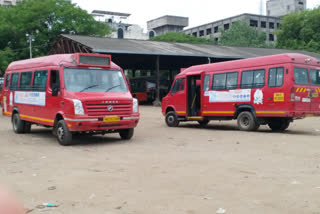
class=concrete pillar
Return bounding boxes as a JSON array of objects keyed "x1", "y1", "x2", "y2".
[{"x1": 153, "y1": 55, "x2": 161, "y2": 106}]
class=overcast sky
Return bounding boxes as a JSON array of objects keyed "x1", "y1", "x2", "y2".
[{"x1": 72, "y1": 0, "x2": 320, "y2": 30}]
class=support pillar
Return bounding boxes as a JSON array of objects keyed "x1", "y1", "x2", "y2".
[{"x1": 153, "y1": 55, "x2": 161, "y2": 106}]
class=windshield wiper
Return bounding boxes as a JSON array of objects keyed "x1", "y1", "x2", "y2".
[
  {"x1": 105, "y1": 85, "x2": 120, "y2": 92},
  {"x1": 80, "y1": 84, "x2": 99, "y2": 92}
]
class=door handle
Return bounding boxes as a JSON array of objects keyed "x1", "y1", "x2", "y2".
[{"x1": 268, "y1": 97, "x2": 272, "y2": 100}]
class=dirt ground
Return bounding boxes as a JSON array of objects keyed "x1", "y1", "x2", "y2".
[{"x1": 0, "y1": 106, "x2": 320, "y2": 214}]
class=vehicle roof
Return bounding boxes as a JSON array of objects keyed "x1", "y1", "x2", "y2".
[
  {"x1": 177, "y1": 53, "x2": 320, "y2": 77},
  {"x1": 6, "y1": 53, "x2": 121, "y2": 72}
]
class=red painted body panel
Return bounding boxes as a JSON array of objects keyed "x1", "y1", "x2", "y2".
[
  {"x1": 162, "y1": 53, "x2": 320, "y2": 120},
  {"x1": 2, "y1": 53, "x2": 139, "y2": 132}
]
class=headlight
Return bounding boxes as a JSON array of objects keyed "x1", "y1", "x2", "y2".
[
  {"x1": 132, "y1": 98, "x2": 138, "y2": 113},
  {"x1": 73, "y1": 99, "x2": 85, "y2": 115}
]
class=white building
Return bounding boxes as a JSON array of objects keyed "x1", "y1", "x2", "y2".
[
  {"x1": 91, "y1": 10, "x2": 150, "y2": 40},
  {"x1": 0, "y1": 0, "x2": 21, "y2": 7},
  {"x1": 267, "y1": 0, "x2": 306, "y2": 17}
]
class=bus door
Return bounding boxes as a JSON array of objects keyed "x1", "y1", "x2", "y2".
[
  {"x1": 309, "y1": 68, "x2": 320, "y2": 115},
  {"x1": 293, "y1": 67, "x2": 312, "y2": 114},
  {"x1": 170, "y1": 77, "x2": 186, "y2": 115},
  {"x1": 2, "y1": 73, "x2": 11, "y2": 114},
  {"x1": 46, "y1": 69, "x2": 61, "y2": 120},
  {"x1": 187, "y1": 75, "x2": 201, "y2": 117}
]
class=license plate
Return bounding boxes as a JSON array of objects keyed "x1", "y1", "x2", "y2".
[{"x1": 103, "y1": 116, "x2": 120, "y2": 123}]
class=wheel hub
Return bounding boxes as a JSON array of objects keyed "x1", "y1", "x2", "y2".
[
  {"x1": 57, "y1": 126, "x2": 64, "y2": 141},
  {"x1": 168, "y1": 115, "x2": 175, "y2": 123}
]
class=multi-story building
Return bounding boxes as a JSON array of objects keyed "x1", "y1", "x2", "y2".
[
  {"x1": 183, "y1": 13, "x2": 281, "y2": 43},
  {"x1": 0, "y1": 0, "x2": 21, "y2": 7},
  {"x1": 267, "y1": 0, "x2": 306, "y2": 17},
  {"x1": 147, "y1": 15, "x2": 189, "y2": 37}
]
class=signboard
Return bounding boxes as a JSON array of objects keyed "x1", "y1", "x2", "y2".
[
  {"x1": 274, "y1": 93, "x2": 284, "y2": 102},
  {"x1": 14, "y1": 92, "x2": 46, "y2": 106},
  {"x1": 207, "y1": 89, "x2": 251, "y2": 103}
]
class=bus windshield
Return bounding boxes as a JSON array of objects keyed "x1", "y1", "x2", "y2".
[{"x1": 64, "y1": 68, "x2": 128, "y2": 93}]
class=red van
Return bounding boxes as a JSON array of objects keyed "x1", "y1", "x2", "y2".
[
  {"x1": 162, "y1": 53, "x2": 320, "y2": 131},
  {"x1": 2, "y1": 53, "x2": 139, "y2": 145}
]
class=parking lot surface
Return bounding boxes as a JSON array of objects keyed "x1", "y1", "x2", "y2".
[{"x1": 1, "y1": 106, "x2": 320, "y2": 214}]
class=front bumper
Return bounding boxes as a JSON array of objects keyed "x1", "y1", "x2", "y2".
[{"x1": 64, "y1": 114, "x2": 140, "y2": 132}]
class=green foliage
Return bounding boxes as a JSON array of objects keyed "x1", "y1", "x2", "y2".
[
  {"x1": 276, "y1": 6, "x2": 320, "y2": 53},
  {"x1": 150, "y1": 32, "x2": 212, "y2": 44},
  {"x1": 0, "y1": 0, "x2": 111, "y2": 74},
  {"x1": 219, "y1": 20, "x2": 268, "y2": 47}
]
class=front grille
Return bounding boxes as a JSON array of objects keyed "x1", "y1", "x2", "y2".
[{"x1": 84, "y1": 102, "x2": 132, "y2": 116}]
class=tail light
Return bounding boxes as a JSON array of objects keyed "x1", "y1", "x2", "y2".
[{"x1": 290, "y1": 87, "x2": 295, "y2": 102}]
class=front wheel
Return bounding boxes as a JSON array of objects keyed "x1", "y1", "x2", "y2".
[
  {"x1": 237, "y1": 111, "x2": 259, "y2": 131},
  {"x1": 119, "y1": 128, "x2": 134, "y2": 140},
  {"x1": 12, "y1": 113, "x2": 25, "y2": 134},
  {"x1": 56, "y1": 120, "x2": 73, "y2": 146},
  {"x1": 165, "y1": 111, "x2": 179, "y2": 127}
]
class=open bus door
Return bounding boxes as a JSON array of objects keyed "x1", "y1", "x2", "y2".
[{"x1": 187, "y1": 75, "x2": 201, "y2": 118}]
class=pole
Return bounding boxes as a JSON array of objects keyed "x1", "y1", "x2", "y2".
[
  {"x1": 153, "y1": 55, "x2": 161, "y2": 106},
  {"x1": 29, "y1": 36, "x2": 32, "y2": 59}
]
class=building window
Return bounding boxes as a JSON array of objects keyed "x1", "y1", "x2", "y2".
[
  {"x1": 298, "y1": 1, "x2": 304, "y2": 5},
  {"x1": 267, "y1": 10, "x2": 271, "y2": 16},
  {"x1": 269, "y1": 22, "x2": 274, "y2": 29},
  {"x1": 224, "y1": 23, "x2": 229, "y2": 30},
  {"x1": 261, "y1": 21, "x2": 266, "y2": 28},
  {"x1": 277, "y1": 23, "x2": 280, "y2": 29},
  {"x1": 250, "y1": 20, "x2": 258, "y2": 27},
  {"x1": 214, "y1": 26, "x2": 219, "y2": 33},
  {"x1": 192, "y1": 32, "x2": 197, "y2": 37},
  {"x1": 199, "y1": 30, "x2": 204, "y2": 37},
  {"x1": 206, "y1": 28, "x2": 212, "y2": 35},
  {"x1": 269, "y1": 34, "x2": 274, "y2": 41},
  {"x1": 287, "y1": 5, "x2": 290, "y2": 10},
  {"x1": 214, "y1": 38, "x2": 218, "y2": 42}
]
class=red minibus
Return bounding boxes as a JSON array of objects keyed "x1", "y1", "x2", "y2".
[
  {"x1": 162, "y1": 53, "x2": 320, "y2": 131},
  {"x1": 2, "y1": 53, "x2": 139, "y2": 145}
]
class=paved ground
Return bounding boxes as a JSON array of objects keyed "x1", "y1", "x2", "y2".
[{"x1": 0, "y1": 106, "x2": 320, "y2": 214}]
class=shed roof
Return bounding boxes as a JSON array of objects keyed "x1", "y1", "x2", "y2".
[{"x1": 58, "y1": 34, "x2": 320, "y2": 60}]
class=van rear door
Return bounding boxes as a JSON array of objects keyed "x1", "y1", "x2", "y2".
[{"x1": 293, "y1": 67, "x2": 311, "y2": 115}]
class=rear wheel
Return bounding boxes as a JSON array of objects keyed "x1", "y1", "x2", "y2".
[
  {"x1": 268, "y1": 119, "x2": 290, "y2": 131},
  {"x1": 119, "y1": 128, "x2": 134, "y2": 140},
  {"x1": 12, "y1": 113, "x2": 25, "y2": 134},
  {"x1": 165, "y1": 111, "x2": 179, "y2": 127},
  {"x1": 56, "y1": 120, "x2": 73, "y2": 146},
  {"x1": 237, "y1": 111, "x2": 259, "y2": 131}
]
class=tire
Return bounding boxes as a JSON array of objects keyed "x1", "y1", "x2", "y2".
[
  {"x1": 119, "y1": 128, "x2": 134, "y2": 140},
  {"x1": 56, "y1": 120, "x2": 73, "y2": 146},
  {"x1": 237, "y1": 111, "x2": 259, "y2": 131},
  {"x1": 24, "y1": 122, "x2": 32, "y2": 133},
  {"x1": 268, "y1": 119, "x2": 290, "y2": 131},
  {"x1": 198, "y1": 120, "x2": 209, "y2": 126},
  {"x1": 165, "y1": 111, "x2": 179, "y2": 127},
  {"x1": 12, "y1": 113, "x2": 25, "y2": 134}
]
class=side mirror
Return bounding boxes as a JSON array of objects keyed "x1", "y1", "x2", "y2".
[{"x1": 52, "y1": 87, "x2": 59, "y2": 96}]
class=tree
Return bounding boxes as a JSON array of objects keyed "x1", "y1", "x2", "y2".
[
  {"x1": 219, "y1": 20, "x2": 268, "y2": 48},
  {"x1": 150, "y1": 32, "x2": 212, "y2": 44},
  {"x1": 276, "y1": 7, "x2": 320, "y2": 53},
  {"x1": 0, "y1": 0, "x2": 111, "y2": 74}
]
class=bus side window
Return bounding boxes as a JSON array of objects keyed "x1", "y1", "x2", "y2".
[
  {"x1": 50, "y1": 70, "x2": 60, "y2": 90},
  {"x1": 212, "y1": 73, "x2": 226, "y2": 90},
  {"x1": 310, "y1": 69, "x2": 320, "y2": 85},
  {"x1": 226, "y1": 72, "x2": 238, "y2": 90},
  {"x1": 5, "y1": 74, "x2": 10, "y2": 89},
  {"x1": 203, "y1": 74, "x2": 210, "y2": 91},
  {"x1": 10, "y1": 73, "x2": 19, "y2": 91},
  {"x1": 268, "y1": 67, "x2": 284, "y2": 87},
  {"x1": 33, "y1": 70, "x2": 48, "y2": 91},
  {"x1": 19, "y1": 72, "x2": 32, "y2": 91},
  {"x1": 241, "y1": 69, "x2": 265, "y2": 89},
  {"x1": 294, "y1": 67, "x2": 309, "y2": 85}
]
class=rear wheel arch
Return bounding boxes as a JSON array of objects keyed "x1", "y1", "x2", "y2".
[{"x1": 234, "y1": 104, "x2": 258, "y2": 121}]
